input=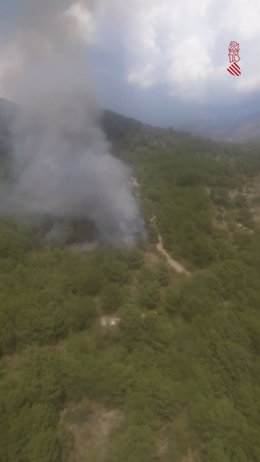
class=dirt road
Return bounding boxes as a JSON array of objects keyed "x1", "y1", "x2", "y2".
[
  {"x1": 157, "y1": 234, "x2": 190, "y2": 276},
  {"x1": 130, "y1": 176, "x2": 190, "y2": 276}
]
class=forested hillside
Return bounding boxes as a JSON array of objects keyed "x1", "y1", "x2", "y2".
[{"x1": 0, "y1": 111, "x2": 259, "y2": 462}]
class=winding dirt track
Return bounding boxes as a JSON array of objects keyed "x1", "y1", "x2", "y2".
[
  {"x1": 130, "y1": 176, "x2": 190, "y2": 276},
  {"x1": 156, "y1": 234, "x2": 190, "y2": 276}
]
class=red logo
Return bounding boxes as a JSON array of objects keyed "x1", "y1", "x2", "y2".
[
  {"x1": 227, "y1": 41, "x2": 241, "y2": 76},
  {"x1": 227, "y1": 62, "x2": 241, "y2": 76},
  {"x1": 228, "y1": 41, "x2": 240, "y2": 63}
]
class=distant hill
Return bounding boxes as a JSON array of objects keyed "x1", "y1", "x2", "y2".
[
  {"x1": 181, "y1": 112, "x2": 260, "y2": 143},
  {"x1": 1, "y1": 102, "x2": 260, "y2": 147},
  {"x1": 102, "y1": 110, "x2": 144, "y2": 141},
  {"x1": 227, "y1": 113, "x2": 260, "y2": 142},
  {"x1": 102, "y1": 110, "x2": 204, "y2": 149}
]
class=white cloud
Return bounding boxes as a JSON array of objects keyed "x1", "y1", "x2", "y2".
[
  {"x1": 128, "y1": 63, "x2": 155, "y2": 89},
  {"x1": 89, "y1": 0, "x2": 260, "y2": 103},
  {"x1": 165, "y1": 37, "x2": 214, "y2": 99},
  {"x1": 1, "y1": 0, "x2": 260, "y2": 105}
]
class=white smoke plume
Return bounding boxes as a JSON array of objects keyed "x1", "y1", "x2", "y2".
[{"x1": 1, "y1": 0, "x2": 143, "y2": 244}]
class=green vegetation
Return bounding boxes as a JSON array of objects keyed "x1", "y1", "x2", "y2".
[{"x1": 0, "y1": 113, "x2": 259, "y2": 461}]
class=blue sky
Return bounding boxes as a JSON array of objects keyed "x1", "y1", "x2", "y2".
[{"x1": 1, "y1": 0, "x2": 260, "y2": 126}]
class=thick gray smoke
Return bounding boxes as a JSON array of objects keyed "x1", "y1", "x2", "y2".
[{"x1": 1, "y1": 0, "x2": 143, "y2": 244}]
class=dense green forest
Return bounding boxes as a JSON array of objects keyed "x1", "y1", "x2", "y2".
[{"x1": 0, "y1": 112, "x2": 259, "y2": 461}]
